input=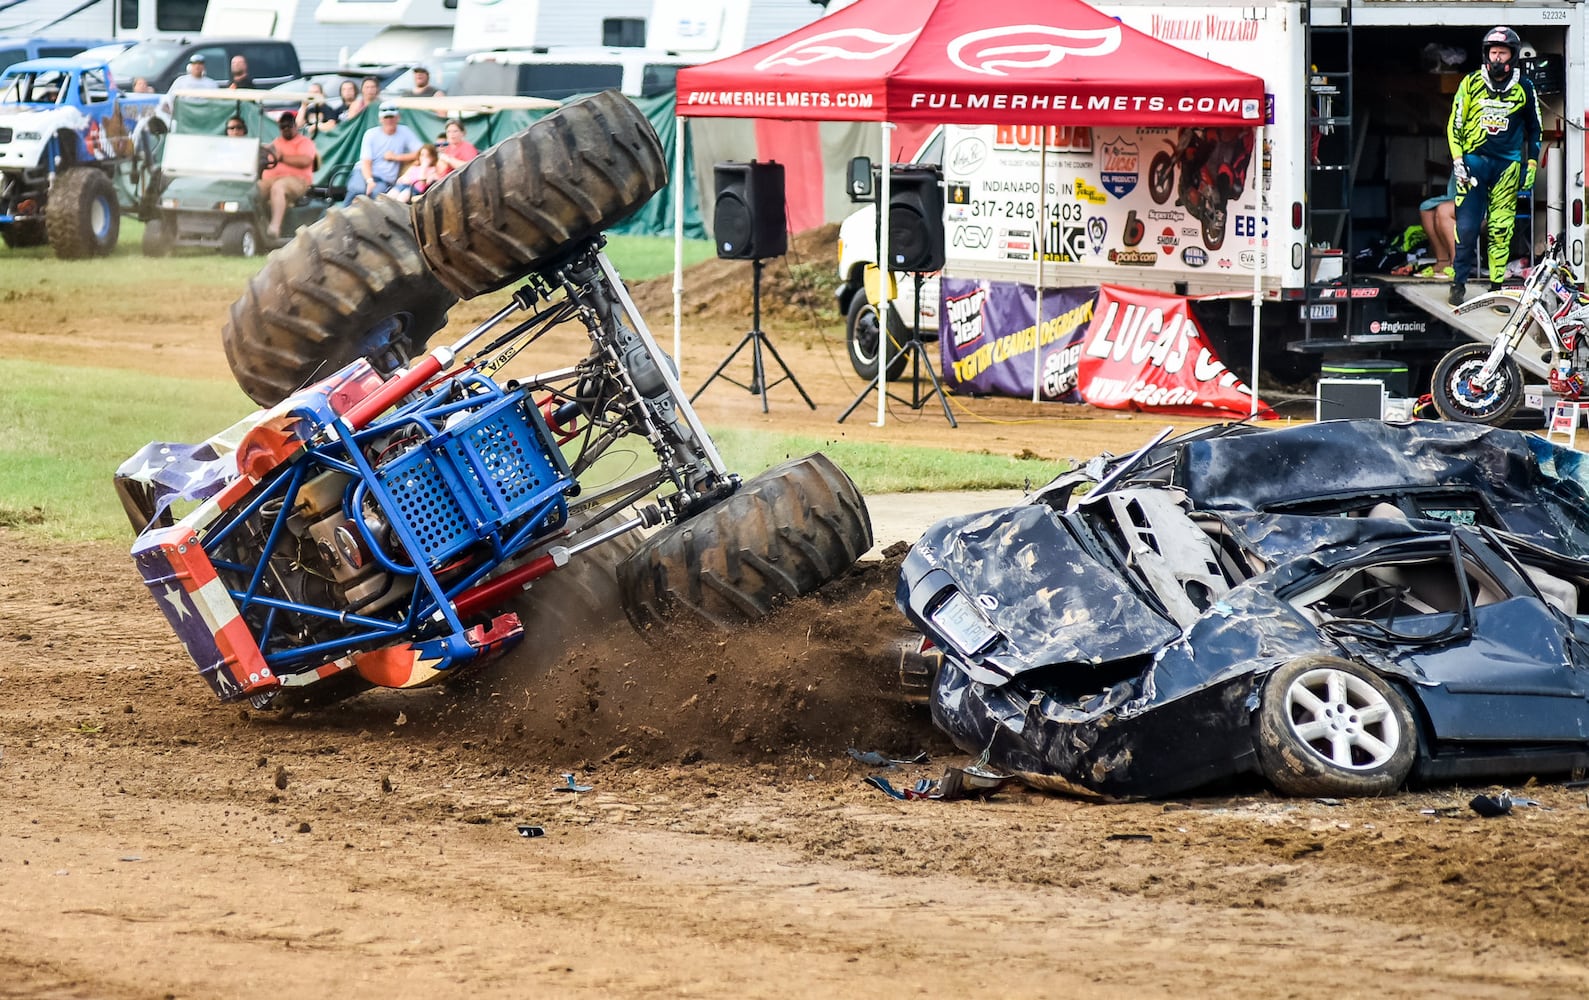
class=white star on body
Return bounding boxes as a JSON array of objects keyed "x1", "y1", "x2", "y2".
[{"x1": 162, "y1": 584, "x2": 191, "y2": 621}]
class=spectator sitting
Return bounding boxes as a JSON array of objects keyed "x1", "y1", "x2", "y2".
[
  {"x1": 259, "y1": 110, "x2": 319, "y2": 239},
  {"x1": 387, "y1": 143, "x2": 442, "y2": 203},
  {"x1": 131, "y1": 77, "x2": 153, "y2": 93},
  {"x1": 436, "y1": 118, "x2": 478, "y2": 176},
  {"x1": 406, "y1": 66, "x2": 443, "y2": 98},
  {"x1": 224, "y1": 115, "x2": 247, "y2": 137},
  {"x1": 228, "y1": 54, "x2": 253, "y2": 90},
  {"x1": 297, "y1": 81, "x2": 340, "y2": 135},
  {"x1": 344, "y1": 75, "x2": 381, "y2": 119},
  {"x1": 333, "y1": 79, "x2": 359, "y2": 119},
  {"x1": 1418, "y1": 175, "x2": 1458, "y2": 280},
  {"x1": 343, "y1": 102, "x2": 421, "y2": 205}
]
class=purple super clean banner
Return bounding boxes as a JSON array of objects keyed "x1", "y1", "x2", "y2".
[{"x1": 939, "y1": 279, "x2": 1098, "y2": 402}]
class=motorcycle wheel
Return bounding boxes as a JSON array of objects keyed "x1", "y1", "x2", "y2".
[
  {"x1": 1429, "y1": 342, "x2": 1524, "y2": 425},
  {"x1": 617, "y1": 453, "x2": 872, "y2": 632},
  {"x1": 412, "y1": 89, "x2": 667, "y2": 300},
  {"x1": 1201, "y1": 208, "x2": 1226, "y2": 252},
  {"x1": 221, "y1": 196, "x2": 458, "y2": 407},
  {"x1": 1147, "y1": 152, "x2": 1175, "y2": 205}
]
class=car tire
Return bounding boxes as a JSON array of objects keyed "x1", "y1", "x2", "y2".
[
  {"x1": 220, "y1": 219, "x2": 259, "y2": 258},
  {"x1": 222, "y1": 196, "x2": 458, "y2": 406},
  {"x1": 1430, "y1": 343, "x2": 1525, "y2": 425},
  {"x1": 411, "y1": 89, "x2": 668, "y2": 300},
  {"x1": 1254, "y1": 655, "x2": 1416, "y2": 797},
  {"x1": 617, "y1": 453, "x2": 872, "y2": 632},
  {"x1": 845, "y1": 292, "x2": 908, "y2": 382},
  {"x1": 141, "y1": 217, "x2": 174, "y2": 257},
  {"x1": 46, "y1": 167, "x2": 120, "y2": 259},
  {"x1": 1, "y1": 218, "x2": 48, "y2": 248}
]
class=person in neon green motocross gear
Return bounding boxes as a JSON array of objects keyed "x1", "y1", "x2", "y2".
[{"x1": 1446, "y1": 25, "x2": 1541, "y2": 307}]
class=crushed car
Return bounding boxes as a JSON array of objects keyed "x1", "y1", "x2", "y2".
[{"x1": 897, "y1": 419, "x2": 1589, "y2": 799}]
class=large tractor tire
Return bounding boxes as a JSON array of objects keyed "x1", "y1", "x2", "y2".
[
  {"x1": 412, "y1": 89, "x2": 668, "y2": 300},
  {"x1": 0, "y1": 219, "x2": 46, "y2": 249},
  {"x1": 46, "y1": 167, "x2": 120, "y2": 259},
  {"x1": 222, "y1": 196, "x2": 458, "y2": 407},
  {"x1": 618, "y1": 454, "x2": 873, "y2": 632}
]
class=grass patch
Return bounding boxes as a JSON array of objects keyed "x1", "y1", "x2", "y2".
[
  {"x1": 706, "y1": 426, "x2": 1064, "y2": 493},
  {"x1": 0, "y1": 358, "x2": 1053, "y2": 543},
  {"x1": 0, "y1": 359, "x2": 254, "y2": 542},
  {"x1": 0, "y1": 220, "x2": 712, "y2": 286}
]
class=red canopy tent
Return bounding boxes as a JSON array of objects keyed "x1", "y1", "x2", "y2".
[{"x1": 669, "y1": 0, "x2": 1269, "y2": 423}]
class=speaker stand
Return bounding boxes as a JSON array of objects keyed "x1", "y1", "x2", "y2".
[
  {"x1": 692, "y1": 259, "x2": 815, "y2": 413},
  {"x1": 837, "y1": 272, "x2": 956, "y2": 428}
]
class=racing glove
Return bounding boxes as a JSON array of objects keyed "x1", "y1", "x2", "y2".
[
  {"x1": 1452, "y1": 159, "x2": 1473, "y2": 191},
  {"x1": 1524, "y1": 159, "x2": 1538, "y2": 191}
]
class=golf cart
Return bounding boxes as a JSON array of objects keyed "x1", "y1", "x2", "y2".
[{"x1": 142, "y1": 92, "x2": 344, "y2": 257}]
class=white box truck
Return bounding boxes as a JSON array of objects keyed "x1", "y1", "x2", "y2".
[{"x1": 835, "y1": 0, "x2": 1587, "y2": 387}]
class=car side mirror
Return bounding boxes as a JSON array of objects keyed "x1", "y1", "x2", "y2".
[{"x1": 848, "y1": 156, "x2": 874, "y2": 201}]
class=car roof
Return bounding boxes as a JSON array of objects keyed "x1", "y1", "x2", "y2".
[{"x1": 1, "y1": 55, "x2": 111, "y2": 73}]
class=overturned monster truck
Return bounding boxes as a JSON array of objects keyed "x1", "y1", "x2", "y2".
[
  {"x1": 901, "y1": 420, "x2": 1589, "y2": 800},
  {"x1": 115, "y1": 91, "x2": 872, "y2": 707}
]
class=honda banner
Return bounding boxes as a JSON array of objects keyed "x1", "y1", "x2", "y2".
[
  {"x1": 1077, "y1": 284, "x2": 1270, "y2": 417},
  {"x1": 939, "y1": 277, "x2": 1095, "y2": 401}
]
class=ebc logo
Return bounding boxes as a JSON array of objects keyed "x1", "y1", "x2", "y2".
[
  {"x1": 754, "y1": 28, "x2": 921, "y2": 71},
  {"x1": 948, "y1": 25, "x2": 1121, "y2": 76},
  {"x1": 1182, "y1": 246, "x2": 1208, "y2": 267}
]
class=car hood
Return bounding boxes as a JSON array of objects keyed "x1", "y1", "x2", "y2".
[
  {"x1": 0, "y1": 105, "x2": 85, "y2": 131},
  {"x1": 899, "y1": 503, "x2": 1180, "y2": 681}
]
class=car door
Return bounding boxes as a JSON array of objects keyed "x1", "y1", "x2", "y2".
[{"x1": 1389, "y1": 532, "x2": 1588, "y2": 741}]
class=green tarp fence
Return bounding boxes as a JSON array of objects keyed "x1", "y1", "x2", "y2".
[{"x1": 171, "y1": 91, "x2": 705, "y2": 239}]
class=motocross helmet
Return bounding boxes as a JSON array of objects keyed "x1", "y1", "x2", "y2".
[{"x1": 1482, "y1": 26, "x2": 1520, "y2": 87}]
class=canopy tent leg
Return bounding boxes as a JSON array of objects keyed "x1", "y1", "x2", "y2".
[
  {"x1": 673, "y1": 115, "x2": 687, "y2": 375},
  {"x1": 875, "y1": 121, "x2": 895, "y2": 427},
  {"x1": 1030, "y1": 131, "x2": 1050, "y2": 404},
  {"x1": 1250, "y1": 124, "x2": 1265, "y2": 418}
]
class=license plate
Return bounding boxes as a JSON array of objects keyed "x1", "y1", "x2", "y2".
[
  {"x1": 929, "y1": 591, "x2": 998, "y2": 655},
  {"x1": 1301, "y1": 303, "x2": 1337, "y2": 321}
]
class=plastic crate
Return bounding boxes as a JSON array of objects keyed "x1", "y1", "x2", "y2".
[{"x1": 376, "y1": 393, "x2": 567, "y2": 566}]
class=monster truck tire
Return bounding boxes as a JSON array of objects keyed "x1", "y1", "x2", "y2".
[
  {"x1": 46, "y1": 167, "x2": 120, "y2": 259},
  {"x1": 222, "y1": 196, "x2": 458, "y2": 406},
  {"x1": 448, "y1": 529, "x2": 648, "y2": 687},
  {"x1": 412, "y1": 89, "x2": 667, "y2": 300},
  {"x1": 617, "y1": 453, "x2": 873, "y2": 632},
  {"x1": 0, "y1": 219, "x2": 46, "y2": 248}
]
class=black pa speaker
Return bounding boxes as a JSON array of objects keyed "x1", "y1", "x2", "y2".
[
  {"x1": 887, "y1": 165, "x2": 945, "y2": 272},
  {"x1": 714, "y1": 161, "x2": 787, "y2": 260}
]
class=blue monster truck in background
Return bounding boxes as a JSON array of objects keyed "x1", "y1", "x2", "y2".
[{"x1": 0, "y1": 56, "x2": 160, "y2": 257}]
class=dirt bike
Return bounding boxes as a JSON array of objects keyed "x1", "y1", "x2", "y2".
[
  {"x1": 1429, "y1": 238, "x2": 1589, "y2": 425},
  {"x1": 1146, "y1": 128, "x2": 1253, "y2": 252},
  {"x1": 114, "y1": 91, "x2": 873, "y2": 709}
]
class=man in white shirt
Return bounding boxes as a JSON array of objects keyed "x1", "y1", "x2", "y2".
[{"x1": 161, "y1": 54, "x2": 218, "y2": 116}]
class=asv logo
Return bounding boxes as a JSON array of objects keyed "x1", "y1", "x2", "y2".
[
  {"x1": 948, "y1": 25, "x2": 1121, "y2": 76},
  {"x1": 1233, "y1": 215, "x2": 1267, "y2": 239},
  {"x1": 755, "y1": 28, "x2": 920, "y2": 71}
]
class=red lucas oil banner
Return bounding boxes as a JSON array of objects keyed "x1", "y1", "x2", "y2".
[{"x1": 1077, "y1": 284, "x2": 1271, "y2": 417}]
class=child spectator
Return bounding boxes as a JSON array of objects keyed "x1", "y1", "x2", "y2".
[{"x1": 387, "y1": 143, "x2": 442, "y2": 202}]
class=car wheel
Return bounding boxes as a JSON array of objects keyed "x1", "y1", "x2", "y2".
[
  {"x1": 219, "y1": 219, "x2": 258, "y2": 257},
  {"x1": 1255, "y1": 655, "x2": 1416, "y2": 797},
  {"x1": 411, "y1": 89, "x2": 668, "y2": 300},
  {"x1": 141, "y1": 217, "x2": 174, "y2": 257},
  {"x1": 845, "y1": 292, "x2": 908, "y2": 382}
]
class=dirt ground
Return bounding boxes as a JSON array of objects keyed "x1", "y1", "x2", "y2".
[{"x1": 3, "y1": 233, "x2": 1589, "y2": 998}]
